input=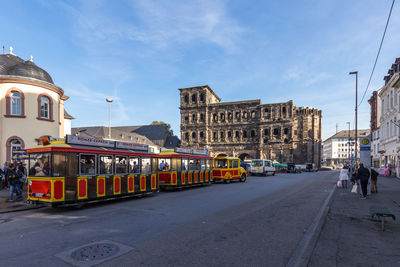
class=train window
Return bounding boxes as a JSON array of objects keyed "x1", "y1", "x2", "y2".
[
  {"x1": 188, "y1": 159, "x2": 195, "y2": 171},
  {"x1": 159, "y1": 158, "x2": 171, "y2": 171},
  {"x1": 115, "y1": 156, "x2": 128, "y2": 174},
  {"x1": 53, "y1": 153, "x2": 66, "y2": 177},
  {"x1": 182, "y1": 158, "x2": 188, "y2": 171},
  {"x1": 200, "y1": 159, "x2": 206, "y2": 170},
  {"x1": 79, "y1": 154, "x2": 96, "y2": 175},
  {"x1": 214, "y1": 158, "x2": 227, "y2": 168},
  {"x1": 99, "y1": 155, "x2": 113, "y2": 175},
  {"x1": 232, "y1": 160, "x2": 239, "y2": 168},
  {"x1": 141, "y1": 158, "x2": 151, "y2": 174},
  {"x1": 173, "y1": 158, "x2": 181, "y2": 171},
  {"x1": 129, "y1": 157, "x2": 140, "y2": 174},
  {"x1": 206, "y1": 159, "x2": 211, "y2": 170},
  {"x1": 29, "y1": 153, "x2": 51, "y2": 176}
]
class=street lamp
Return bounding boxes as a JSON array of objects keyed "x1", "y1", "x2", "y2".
[
  {"x1": 346, "y1": 122, "x2": 350, "y2": 163},
  {"x1": 106, "y1": 98, "x2": 113, "y2": 139},
  {"x1": 349, "y1": 71, "x2": 358, "y2": 162}
]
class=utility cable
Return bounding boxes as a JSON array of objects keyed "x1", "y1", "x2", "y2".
[{"x1": 358, "y1": 0, "x2": 396, "y2": 107}]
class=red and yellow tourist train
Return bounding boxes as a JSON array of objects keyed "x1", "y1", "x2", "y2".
[
  {"x1": 212, "y1": 156, "x2": 247, "y2": 183},
  {"x1": 158, "y1": 148, "x2": 213, "y2": 189},
  {"x1": 26, "y1": 135, "x2": 216, "y2": 207}
]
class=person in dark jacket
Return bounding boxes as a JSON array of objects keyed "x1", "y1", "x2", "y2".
[
  {"x1": 6, "y1": 163, "x2": 23, "y2": 201},
  {"x1": 357, "y1": 163, "x2": 370, "y2": 199},
  {"x1": 370, "y1": 168, "x2": 379, "y2": 193}
]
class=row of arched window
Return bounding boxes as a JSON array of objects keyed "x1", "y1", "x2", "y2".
[
  {"x1": 5, "y1": 88, "x2": 53, "y2": 121},
  {"x1": 183, "y1": 92, "x2": 205, "y2": 105},
  {"x1": 183, "y1": 127, "x2": 291, "y2": 143}
]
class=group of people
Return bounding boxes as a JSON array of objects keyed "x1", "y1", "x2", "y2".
[
  {"x1": 0, "y1": 161, "x2": 27, "y2": 202},
  {"x1": 338, "y1": 163, "x2": 379, "y2": 199}
]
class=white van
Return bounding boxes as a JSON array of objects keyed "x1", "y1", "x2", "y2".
[{"x1": 250, "y1": 159, "x2": 276, "y2": 176}]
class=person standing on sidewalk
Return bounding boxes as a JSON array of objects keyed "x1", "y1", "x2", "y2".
[
  {"x1": 357, "y1": 163, "x2": 370, "y2": 199},
  {"x1": 370, "y1": 168, "x2": 379, "y2": 193},
  {"x1": 5, "y1": 163, "x2": 23, "y2": 202},
  {"x1": 339, "y1": 165, "x2": 349, "y2": 188}
]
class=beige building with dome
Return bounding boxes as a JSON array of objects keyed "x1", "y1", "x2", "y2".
[{"x1": 0, "y1": 47, "x2": 71, "y2": 163}]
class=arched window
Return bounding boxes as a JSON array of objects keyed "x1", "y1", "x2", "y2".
[
  {"x1": 6, "y1": 136, "x2": 25, "y2": 162},
  {"x1": 11, "y1": 92, "x2": 21, "y2": 115},
  {"x1": 251, "y1": 111, "x2": 256, "y2": 118},
  {"x1": 273, "y1": 128, "x2": 279, "y2": 136},
  {"x1": 5, "y1": 88, "x2": 25, "y2": 117},
  {"x1": 10, "y1": 139, "x2": 21, "y2": 160},
  {"x1": 251, "y1": 130, "x2": 255, "y2": 137},
  {"x1": 243, "y1": 130, "x2": 247, "y2": 138},
  {"x1": 37, "y1": 94, "x2": 53, "y2": 121},
  {"x1": 192, "y1": 113, "x2": 197, "y2": 122},
  {"x1": 235, "y1": 131, "x2": 240, "y2": 138},
  {"x1": 184, "y1": 94, "x2": 189, "y2": 104},
  {"x1": 192, "y1": 94, "x2": 197, "y2": 103},
  {"x1": 192, "y1": 132, "x2": 196, "y2": 139},
  {"x1": 185, "y1": 132, "x2": 189, "y2": 141},
  {"x1": 284, "y1": 128, "x2": 289, "y2": 135},
  {"x1": 200, "y1": 93, "x2": 205, "y2": 102},
  {"x1": 40, "y1": 96, "x2": 50, "y2": 119}
]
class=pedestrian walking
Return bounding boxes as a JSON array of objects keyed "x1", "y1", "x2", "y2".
[
  {"x1": 2, "y1": 161, "x2": 9, "y2": 189},
  {"x1": 356, "y1": 163, "x2": 370, "y2": 199},
  {"x1": 371, "y1": 168, "x2": 379, "y2": 193},
  {"x1": 5, "y1": 163, "x2": 23, "y2": 202},
  {"x1": 17, "y1": 161, "x2": 27, "y2": 190},
  {"x1": 339, "y1": 165, "x2": 349, "y2": 188}
]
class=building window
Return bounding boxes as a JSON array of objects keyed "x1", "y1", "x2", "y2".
[
  {"x1": 213, "y1": 113, "x2": 218, "y2": 122},
  {"x1": 11, "y1": 92, "x2": 22, "y2": 115},
  {"x1": 5, "y1": 88, "x2": 25, "y2": 117},
  {"x1": 228, "y1": 112, "x2": 233, "y2": 120},
  {"x1": 284, "y1": 128, "x2": 289, "y2": 135},
  {"x1": 235, "y1": 131, "x2": 240, "y2": 138},
  {"x1": 213, "y1": 132, "x2": 217, "y2": 141},
  {"x1": 40, "y1": 96, "x2": 50, "y2": 119},
  {"x1": 220, "y1": 113, "x2": 225, "y2": 122},
  {"x1": 192, "y1": 94, "x2": 197, "y2": 103},
  {"x1": 243, "y1": 130, "x2": 247, "y2": 138},
  {"x1": 6, "y1": 136, "x2": 25, "y2": 162},
  {"x1": 243, "y1": 111, "x2": 248, "y2": 119},
  {"x1": 185, "y1": 132, "x2": 189, "y2": 141},
  {"x1": 200, "y1": 93, "x2": 205, "y2": 102},
  {"x1": 264, "y1": 128, "x2": 270, "y2": 136},
  {"x1": 200, "y1": 113, "x2": 204, "y2": 122},
  {"x1": 184, "y1": 116, "x2": 189, "y2": 123},
  {"x1": 220, "y1": 131, "x2": 225, "y2": 140},
  {"x1": 184, "y1": 94, "x2": 189, "y2": 104},
  {"x1": 200, "y1": 131, "x2": 204, "y2": 139},
  {"x1": 264, "y1": 138, "x2": 268, "y2": 144},
  {"x1": 251, "y1": 111, "x2": 256, "y2": 118},
  {"x1": 274, "y1": 128, "x2": 279, "y2": 136},
  {"x1": 192, "y1": 114, "x2": 197, "y2": 122},
  {"x1": 228, "y1": 131, "x2": 232, "y2": 138},
  {"x1": 10, "y1": 139, "x2": 22, "y2": 160},
  {"x1": 37, "y1": 93, "x2": 53, "y2": 121},
  {"x1": 192, "y1": 132, "x2": 196, "y2": 139},
  {"x1": 235, "y1": 112, "x2": 240, "y2": 119}
]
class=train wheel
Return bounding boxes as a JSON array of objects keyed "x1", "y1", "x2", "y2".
[{"x1": 240, "y1": 174, "x2": 247, "y2": 182}]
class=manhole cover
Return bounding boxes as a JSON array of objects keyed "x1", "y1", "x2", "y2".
[{"x1": 70, "y1": 243, "x2": 120, "y2": 261}]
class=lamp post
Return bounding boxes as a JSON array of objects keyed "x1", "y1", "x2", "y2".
[
  {"x1": 346, "y1": 122, "x2": 350, "y2": 163},
  {"x1": 349, "y1": 71, "x2": 358, "y2": 163},
  {"x1": 106, "y1": 98, "x2": 113, "y2": 139}
]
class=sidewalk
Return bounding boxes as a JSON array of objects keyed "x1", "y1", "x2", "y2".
[
  {"x1": 0, "y1": 186, "x2": 40, "y2": 213},
  {"x1": 309, "y1": 176, "x2": 400, "y2": 266}
]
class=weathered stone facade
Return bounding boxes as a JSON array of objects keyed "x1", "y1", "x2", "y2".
[{"x1": 179, "y1": 85, "x2": 322, "y2": 166}]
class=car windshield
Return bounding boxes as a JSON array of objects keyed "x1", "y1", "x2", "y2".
[{"x1": 252, "y1": 160, "x2": 263, "y2": 167}]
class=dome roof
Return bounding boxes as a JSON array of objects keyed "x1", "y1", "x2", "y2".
[{"x1": 0, "y1": 53, "x2": 54, "y2": 84}]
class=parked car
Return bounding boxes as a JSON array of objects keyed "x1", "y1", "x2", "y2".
[
  {"x1": 250, "y1": 159, "x2": 276, "y2": 176},
  {"x1": 287, "y1": 163, "x2": 301, "y2": 173}
]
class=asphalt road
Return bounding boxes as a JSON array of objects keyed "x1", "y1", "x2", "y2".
[{"x1": 0, "y1": 171, "x2": 337, "y2": 266}]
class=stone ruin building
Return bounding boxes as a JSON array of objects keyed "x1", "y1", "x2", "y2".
[{"x1": 179, "y1": 85, "x2": 322, "y2": 166}]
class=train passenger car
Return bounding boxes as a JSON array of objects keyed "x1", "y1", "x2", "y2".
[
  {"x1": 26, "y1": 135, "x2": 159, "y2": 207},
  {"x1": 212, "y1": 156, "x2": 247, "y2": 183},
  {"x1": 157, "y1": 148, "x2": 213, "y2": 190}
]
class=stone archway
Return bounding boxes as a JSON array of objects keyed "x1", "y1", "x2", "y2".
[
  {"x1": 216, "y1": 153, "x2": 227, "y2": 157},
  {"x1": 239, "y1": 153, "x2": 251, "y2": 161}
]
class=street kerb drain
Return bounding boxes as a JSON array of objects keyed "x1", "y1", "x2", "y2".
[{"x1": 55, "y1": 240, "x2": 134, "y2": 266}]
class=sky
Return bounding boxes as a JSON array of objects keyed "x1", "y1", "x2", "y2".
[{"x1": 1, "y1": 0, "x2": 399, "y2": 140}]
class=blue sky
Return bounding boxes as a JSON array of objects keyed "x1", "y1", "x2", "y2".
[{"x1": 1, "y1": 0, "x2": 399, "y2": 140}]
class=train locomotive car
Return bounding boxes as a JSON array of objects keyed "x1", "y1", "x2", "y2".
[
  {"x1": 157, "y1": 148, "x2": 213, "y2": 190},
  {"x1": 212, "y1": 156, "x2": 247, "y2": 183},
  {"x1": 26, "y1": 135, "x2": 159, "y2": 207}
]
